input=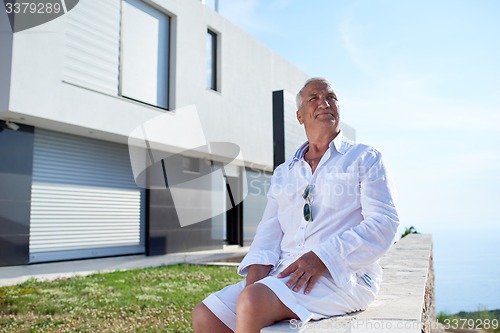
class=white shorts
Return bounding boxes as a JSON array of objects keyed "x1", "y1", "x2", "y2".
[{"x1": 202, "y1": 270, "x2": 378, "y2": 331}]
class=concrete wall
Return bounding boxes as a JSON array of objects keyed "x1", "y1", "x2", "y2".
[
  {"x1": 0, "y1": 124, "x2": 34, "y2": 266},
  {"x1": 262, "y1": 234, "x2": 442, "y2": 333}
]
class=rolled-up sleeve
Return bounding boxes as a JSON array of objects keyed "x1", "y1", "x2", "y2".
[{"x1": 312, "y1": 149, "x2": 399, "y2": 286}]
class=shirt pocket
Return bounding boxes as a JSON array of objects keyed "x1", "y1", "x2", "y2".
[{"x1": 318, "y1": 172, "x2": 360, "y2": 210}]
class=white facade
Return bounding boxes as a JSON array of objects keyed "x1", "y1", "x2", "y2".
[
  {"x1": 0, "y1": 0, "x2": 355, "y2": 265},
  {"x1": 3, "y1": 0, "x2": 309, "y2": 169}
]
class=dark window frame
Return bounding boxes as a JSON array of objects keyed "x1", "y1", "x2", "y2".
[{"x1": 207, "y1": 29, "x2": 218, "y2": 91}]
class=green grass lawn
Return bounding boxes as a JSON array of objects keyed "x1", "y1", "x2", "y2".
[
  {"x1": 3, "y1": 264, "x2": 499, "y2": 333},
  {"x1": 0, "y1": 264, "x2": 241, "y2": 333}
]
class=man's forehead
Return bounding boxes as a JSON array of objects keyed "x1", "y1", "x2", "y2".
[{"x1": 304, "y1": 82, "x2": 336, "y2": 95}]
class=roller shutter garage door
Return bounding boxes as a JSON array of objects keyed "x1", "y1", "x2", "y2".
[{"x1": 29, "y1": 129, "x2": 145, "y2": 263}]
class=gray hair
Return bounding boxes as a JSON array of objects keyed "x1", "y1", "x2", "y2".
[{"x1": 296, "y1": 77, "x2": 336, "y2": 109}]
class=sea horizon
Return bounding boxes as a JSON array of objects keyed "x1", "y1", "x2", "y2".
[{"x1": 431, "y1": 227, "x2": 500, "y2": 314}]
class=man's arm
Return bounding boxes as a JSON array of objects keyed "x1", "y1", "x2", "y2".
[
  {"x1": 279, "y1": 149, "x2": 399, "y2": 293},
  {"x1": 238, "y1": 169, "x2": 284, "y2": 277},
  {"x1": 312, "y1": 148, "x2": 399, "y2": 287},
  {"x1": 238, "y1": 198, "x2": 283, "y2": 276},
  {"x1": 245, "y1": 264, "x2": 274, "y2": 286}
]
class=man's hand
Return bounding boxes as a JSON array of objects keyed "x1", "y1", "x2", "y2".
[
  {"x1": 246, "y1": 264, "x2": 273, "y2": 286},
  {"x1": 278, "y1": 251, "x2": 327, "y2": 294}
]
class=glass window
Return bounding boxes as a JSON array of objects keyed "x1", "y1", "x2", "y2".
[
  {"x1": 121, "y1": 0, "x2": 170, "y2": 109},
  {"x1": 206, "y1": 29, "x2": 218, "y2": 91}
]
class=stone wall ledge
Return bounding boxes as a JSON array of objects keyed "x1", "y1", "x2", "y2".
[{"x1": 261, "y1": 234, "x2": 442, "y2": 333}]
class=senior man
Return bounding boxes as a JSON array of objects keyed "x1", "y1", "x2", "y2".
[{"x1": 192, "y1": 78, "x2": 399, "y2": 333}]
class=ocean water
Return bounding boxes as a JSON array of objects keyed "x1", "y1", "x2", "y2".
[{"x1": 432, "y1": 228, "x2": 500, "y2": 314}]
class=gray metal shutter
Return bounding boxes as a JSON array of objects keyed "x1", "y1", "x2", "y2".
[
  {"x1": 29, "y1": 129, "x2": 144, "y2": 263},
  {"x1": 63, "y1": 0, "x2": 121, "y2": 95}
]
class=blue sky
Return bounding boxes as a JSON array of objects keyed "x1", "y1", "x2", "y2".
[
  {"x1": 218, "y1": 0, "x2": 500, "y2": 312},
  {"x1": 218, "y1": 0, "x2": 500, "y2": 234}
]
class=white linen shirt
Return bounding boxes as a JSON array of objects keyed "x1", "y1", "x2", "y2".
[{"x1": 238, "y1": 131, "x2": 399, "y2": 288}]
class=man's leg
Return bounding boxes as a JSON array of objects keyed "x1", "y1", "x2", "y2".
[
  {"x1": 192, "y1": 303, "x2": 233, "y2": 333},
  {"x1": 235, "y1": 283, "x2": 299, "y2": 333}
]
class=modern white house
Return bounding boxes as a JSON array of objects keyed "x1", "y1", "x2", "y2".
[{"x1": 0, "y1": 0, "x2": 354, "y2": 267}]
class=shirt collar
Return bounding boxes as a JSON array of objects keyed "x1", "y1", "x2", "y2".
[
  {"x1": 331, "y1": 130, "x2": 347, "y2": 154},
  {"x1": 289, "y1": 130, "x2": 346, "y2": 169}
]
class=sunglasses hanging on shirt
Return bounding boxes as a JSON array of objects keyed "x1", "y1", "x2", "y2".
[{"x1": 302, "y1": 184, "x2": 314, "y2": 222}]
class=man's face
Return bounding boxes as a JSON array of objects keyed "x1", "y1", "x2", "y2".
[{"x1": 296, "y1": 81, "x2": 339, "y2": 130}]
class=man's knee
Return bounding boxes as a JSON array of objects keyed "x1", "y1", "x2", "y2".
[
  {"x1": 236, "y1": 284, "x2": 270, "y2": 315},
  {"x1": 236, "y1": 284, "x2": 299, "y2": 324},
  {"x1": 192, "y1": 302, "x2": 232, "y2": 333}
]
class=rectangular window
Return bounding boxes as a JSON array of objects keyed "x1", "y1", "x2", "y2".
[
  {"x1": 206, "y1": 29, "x2": 218, "y2": 91},
  {"x1": 121, "y1": 0, "x2": 170, "y2": 109}
]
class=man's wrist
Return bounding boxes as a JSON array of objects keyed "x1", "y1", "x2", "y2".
[{"x1": 246, "y1": 264, "x2": 273, "y2": 286}]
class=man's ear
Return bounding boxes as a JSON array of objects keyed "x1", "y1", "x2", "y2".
[{"x1": 296, "y1": 110, "x2": 304, "y2": 124}]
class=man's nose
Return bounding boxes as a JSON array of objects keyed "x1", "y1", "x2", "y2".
[{"x1": 318, "y1": 97, "x2": 330, "y2": 108}]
